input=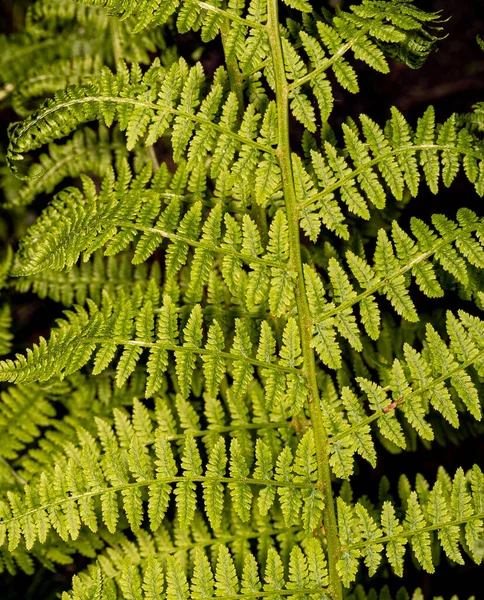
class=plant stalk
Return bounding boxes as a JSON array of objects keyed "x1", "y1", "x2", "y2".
[{"x1": 266, "y1": 1, "x2": 343, "y2": 598}]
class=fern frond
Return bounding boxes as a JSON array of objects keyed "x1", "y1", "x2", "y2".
[
  {"x1": 1, "y1": 0, "x2": 483, "y2": 597},
  {"x1": 13, "y1": 252, "x2": 162, "y2": 307},
  {"x1": 1, "y1": 2, "x2": 166, "y2": 106},
  {"x1": 0, "y1": 371, "x2": 148, "y2": 479},
  {"x1": 297, "y1": 109, "x2": 484, "y2": 239},
  {"x1": 11, "y1": 163, "x2": 295, "y2": 317},
  {"x1": 0, "y1": 31, "x2": 78, "y2": 93},
  {"x1": 10, "y1": 376, "x2": 293, "y2": 486},
  {"x1": 0, "y1": 247, "x2": 12, "y2": 292},
  {"x1": 0, "y1": 420, "x2": 321, "y2": 549},
  {"x1": 304, "y1": 209, "x2": 483, "y2": 370},
  {"x1": 61, "y1": 538, "x2": 328, "y2": 600},
  {"x1": 0, "y1": 285, "x2": 307, "y2": 411},
  {"x1": 7, "y1": 59, "x2": 275, "y2": 179},
  {"x1": 0, "y1": 527, "x2": 109, "y2": 577},
  {"x1": 284, "y1": 0, "x2": 442, "y2": 126},
  {"x1": 10, "y1": 56, "x2": 103, "y2": 118},
  {"x1": 2, "y1": 127, "x2": 126, "y2": 208},
  {"x1": 26, "y1": 0, "x2": 111, "y2": 29},
  {"x1": 336, "y1": 465, "x2": 484, "y2": 586},
  {"x1": 73, "y1": 0, "x2": 267, "y2": 34},
  {"x1": 0, "y1": 383, "x2": 57, "y2": 462},
  {"x1": 49, "y1": 512, "x2": 300, "y2": 598},
  {"x1": 347, "y1": 583, "x2": 475, "y2": 600},
  {"x1": 322, "y1": 309, "x2": 483, "y2": 478},
  {"x1": 27, "y1": 0, "x2": 169, "y2": 64}
]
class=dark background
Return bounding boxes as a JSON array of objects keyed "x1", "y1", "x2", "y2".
[{"x1": 0, "y1": 0, "x2": 483, "y2": 598}]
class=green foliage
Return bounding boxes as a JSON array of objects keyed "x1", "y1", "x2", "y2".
[
  {"x1": 1, "y1": 128, "x2": 128, "y2": 208},
  {"x1": 0, "y1": 0, "x2": 483, "y2": 598},
  {"x1": 0, "y1": 413, "x2": 322, "y2": 548},
  {"x1": 337, "y1": 465, "x2": 484, "y2": 585},
  {"x1": 59, "y1": 539, "x2": 330, "y2": 600}
]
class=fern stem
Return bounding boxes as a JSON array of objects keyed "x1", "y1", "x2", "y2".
[
  {"x1": 171, "y1": 305, "x2": 268, "y2": 319},
  {"x1": 182, "y1": 589, "x2": 329, "y2": 599},
  {"x1": 267, "y1": 2, "x2": 343, "y2": 599},
  {"x1": 91, "y1": 337, "x2": 303, "y2": 375},
  {"x1": 109, "y1": 18, "x2": 122, "y2": 66},
  {"x1": 115, "y1": 220, "x2": 283, "y2": 267},
  {"x1": 163, "y1": 420, "x2": 290, "y2": 442},
  {"x1": 93, "y1": 420, "x2": 292, "y2": 445},
  {"x1": 0, "y1": 456, "x2": 26, "y2": 486},
  {"x1": 287, "y1": 39, "x2": 356, "y2": 92},
  {"x1": 147, "y1": 145, "x2": 160, "y2": 171},
  {"x1": 1, "y1": 477, "x2": 316, "y2": 526},
  {"x1": 119, "y1": 190, "x2": 249, "y2": 214},
  {"x1": 245, "y1": 57, "x2": 270, "y2": 77},
  {"x1": 221, "y1": 18, "x2": 245, "y2": 121},
  {"x1": 347, "y1": 512, "x2": 484, "y2": 550},
  {"x1": 9, "y1": 96, "x2": 276, "y2": 159}
]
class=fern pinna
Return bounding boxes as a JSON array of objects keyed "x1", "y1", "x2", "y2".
[{"x1": 0, "y1": 0, "x2": 483, "y2": 598}]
